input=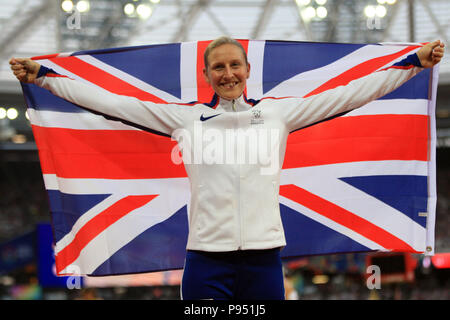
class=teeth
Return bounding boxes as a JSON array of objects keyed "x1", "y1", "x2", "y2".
[{"x1": 222, "y1": 82, "x2": 237, "y2": 89}]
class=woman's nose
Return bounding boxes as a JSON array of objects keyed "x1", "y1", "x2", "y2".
[{"x1": 223, "y1": 66, "x2": 233, "y2": 78}]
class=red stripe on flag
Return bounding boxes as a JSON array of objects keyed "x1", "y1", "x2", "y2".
[
  {"x1": 46, "y1": 73, "x2": 69, "y2": 78},
  {"x1": 197, "y1": 40, "x2": 214, "y2": 103},
  {"x1": 279, "y1": 184, "x2": 419, "y2": 252},
  {"x1": 32, "y1": 53, "x2": 61, "y2": 60},
  {"x1": 31, "y1": 114, "x2": 427, "y2": 178},
  {"x1": 31, "y1": 126, "x2": 188, "y2": 179},
  {"x1": 49, "y1": 56, "x2": 167, "y2": 103},
  {"x1": 197, "y1": 39, "x2": 249, "y2": 103},
  {"x1": 31, "y1": 124, "x2": 56, "y2": 178},
  {"x1": 304, "y1": 46, "x2": 421, "y2": 98},
  {"x1": 55, "y1": 194, "x2": 158, "y2": 274},
  {"x1": 283, "y1": 114, "x2": 428, "y2": 168}
]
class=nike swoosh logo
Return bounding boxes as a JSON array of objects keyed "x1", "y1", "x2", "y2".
[{"x1": 200, "y1": 113, "x2": 221, "y2": 121}]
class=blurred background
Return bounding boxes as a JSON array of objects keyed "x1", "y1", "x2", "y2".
[{"x1": 0, "y1": 0, "x2": 449, "y2": 300}]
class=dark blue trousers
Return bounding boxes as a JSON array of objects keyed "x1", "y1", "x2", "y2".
[{"x1": 181, "y1": 248, "x2": 285, "y2": 300}]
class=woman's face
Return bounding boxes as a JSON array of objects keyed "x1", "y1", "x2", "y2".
[{"x1": 203, "y1": 43, "x2": 250, "y2": 101}]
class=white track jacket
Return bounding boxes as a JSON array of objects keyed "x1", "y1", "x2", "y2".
[{"x1": 34, "y1": 53, "x2": 423, "y2": 252}]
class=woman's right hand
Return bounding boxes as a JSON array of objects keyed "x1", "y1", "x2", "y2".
[{"x1": 9, "y1": 58, "x2": 41, "y2": 83}]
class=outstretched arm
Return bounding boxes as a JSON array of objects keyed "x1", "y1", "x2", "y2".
[
  {"x1": 282, "y1": 40, "x2": 445, "y2": 132},
  {"x1": 9, "y1": 58, "x2": 191, "y2": 136}
]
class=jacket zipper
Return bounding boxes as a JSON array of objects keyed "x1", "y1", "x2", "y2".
[{"x1": 233, "y1": 98, "x2": 242, "y2": 249}]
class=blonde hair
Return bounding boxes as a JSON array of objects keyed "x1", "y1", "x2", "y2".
[{"x1": 203, "y1": 36, "x2": 248, "y2": 70}]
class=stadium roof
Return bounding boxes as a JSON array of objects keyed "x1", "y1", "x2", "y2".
[{"x1": 0, "y1": 0, "x2": 449, "y2": 94}]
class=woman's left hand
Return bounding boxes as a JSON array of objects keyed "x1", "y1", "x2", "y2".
[{"x1": 416, "y1": 40, "x2": 445, "y2": 68}]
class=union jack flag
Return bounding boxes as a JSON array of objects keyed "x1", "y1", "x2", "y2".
[{"x1": 21, "y1": 40, "x2": 439, "y2": 276}]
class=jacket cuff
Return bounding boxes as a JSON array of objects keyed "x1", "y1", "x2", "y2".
[
  {"x1": 410, "y1": 53, "x2": 423, "y2": 67},
  {"x1": 37, "y1": 65, "x2": 56, "y2": 78}
]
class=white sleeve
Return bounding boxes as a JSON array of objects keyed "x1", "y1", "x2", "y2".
[
  {"x1": 34, "y1": 74, "x2": 191, "y2": 136},
  {"x1": 280, "y1": 63, "x2": 423, "y2": 132}
]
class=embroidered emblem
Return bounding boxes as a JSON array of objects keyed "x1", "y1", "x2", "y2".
[{"x1": 251, "y1": 109, "x2": 264, "y2": 125}]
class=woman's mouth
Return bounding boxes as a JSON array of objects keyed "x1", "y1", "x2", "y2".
[{"x1": 221, "y1": 81, "x2": 238, "y2": 89}]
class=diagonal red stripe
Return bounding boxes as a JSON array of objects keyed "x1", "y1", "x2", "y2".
[
  {"x1": 55, "y1": 194, "x2": 158, "y2": 274},
  {"x1": 303, "y1": 45, "x2": 421, "y2": 98},
  {"x1": 32, "y1": 53, "x2": 60, "y2": 60},
  {"x1": 279, "y1": 184, "x2": 420, "y2": 253},
  {"x1": 49, "y1": 56, "x2": 167, "y2": 103}
]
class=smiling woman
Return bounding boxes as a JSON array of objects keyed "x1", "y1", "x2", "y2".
[
  {"x1": 8, "y1": 36, "x2": 444, "y2": 301},
  {"x1": 202, "y1": 38, "x2": 251, "y2": 101}
]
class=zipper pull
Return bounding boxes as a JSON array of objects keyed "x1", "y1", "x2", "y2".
[{"x1": 232, "y1": 99, "x2": 236, "y2": 112}]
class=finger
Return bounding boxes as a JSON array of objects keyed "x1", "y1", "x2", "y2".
[
  {"x1": 22, "y1": 59, "x2": 33, "y2": 68},
  {"x1": 13, "y1": 57, "x2": 27, "y2": 63},
  {"x1": 12, "y1": 58, "x2": 29, "y2": 67},
  {"x1": 9, "y1": 58, "x2": 26, "y2": 65},
  {"x1": 17, "y1": 71, "x2": 27, "y2": 79},
  {"x1": 10, "y1": 64, "x2": 24, "y2": 71},
  {"x1": 430, "y1": 40, "x2": 442, "y2": 49},
  {"x1": 22, "y1": 59, "x2": 38, "y2": 72},
  {"x1": 432, "y1": 52, "x2": 443, "y2": 59}
]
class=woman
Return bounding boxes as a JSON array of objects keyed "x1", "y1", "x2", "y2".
[{"x1": 10, "y1": 37, "x2": 444, "y2": 300}]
